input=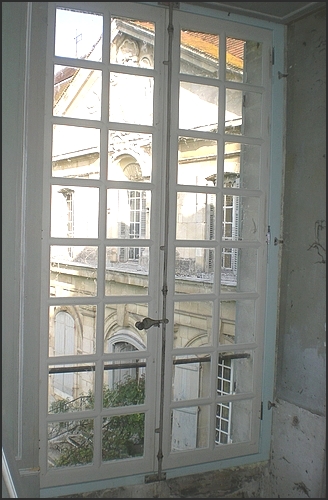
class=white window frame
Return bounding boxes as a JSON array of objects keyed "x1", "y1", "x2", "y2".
[{"x1": 27, "y1": 2, "x2": 286, "y2": 496}]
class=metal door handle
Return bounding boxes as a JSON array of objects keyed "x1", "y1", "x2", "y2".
[{"x1": 135, "y1": 317, "x2": 169, "y2": 330}]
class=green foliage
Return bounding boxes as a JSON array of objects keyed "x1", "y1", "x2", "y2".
[
  {"x1": 49, "y1": 375, "x2": 145, "y2": 467},
  {"x1": 103, "y1": 374, "x2": 145, "y2": 408}
]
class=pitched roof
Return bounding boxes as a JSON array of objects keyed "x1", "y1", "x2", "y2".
[
  {"x1": 132, "y1": 21, "x2": 244, "y2": 68},
  {"x1": 54, "y1": 19, "x2": 244, "y2": 89}
]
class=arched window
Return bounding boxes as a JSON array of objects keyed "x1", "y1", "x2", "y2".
[{"x1": 106, "y1": 332, "x2": 146, "y2": 389}]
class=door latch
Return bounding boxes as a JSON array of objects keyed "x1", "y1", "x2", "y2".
[{"x1": 135, "y1": 317, "x2": 169, "y2": 330}]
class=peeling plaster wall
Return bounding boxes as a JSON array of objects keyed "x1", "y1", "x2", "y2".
[
  {"x1": 276, "y1": 5, "x2": 326, "y2": 415},
  {"x1": 57, "y1": 465, "x2": 267, "y2": 498},
  {"x1": 270, "y1": 6, "x2": 326, "y2": 499},
  {"x1": 269, "y1": 400, "x2": 326, "y2": 498}
]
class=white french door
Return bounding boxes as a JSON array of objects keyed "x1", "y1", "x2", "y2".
[{"x1": 40, "y1": 1, "x2": 273, "y2": 489}]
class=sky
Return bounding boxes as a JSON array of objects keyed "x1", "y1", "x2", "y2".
[{"x1": 55, "y1": 7, "x2": 103, "y2": 60}]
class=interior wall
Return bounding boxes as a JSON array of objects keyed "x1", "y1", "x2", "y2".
[
  {"x1": 2, "y1": 0, "x2": 27, "y2": 451},
  {"x1": 268, "y1": 5, "x2": 326, "y2": 498},
  {"x1": 2, "y1": 2, "x2": 46, "y2": 497},
  {"x1": 2, "y1": 3, "x2": 29, "y2": 497}
]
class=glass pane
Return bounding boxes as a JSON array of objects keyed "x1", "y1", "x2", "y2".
[
  {"x1": 179, "y1": 82, "x2": 218, "y2": 131},
  {"x1": 104, "y1": 303, "x2": 148, "y2": 352},
  {"x1": 221, "y1": 247, "x2": 258, "y2": 292},
  {"x1": 215, "y1": 399, "x2": 252, "y2": 445},
  {"x1": 55, "y1": 8, "x2": 103, "y2": 61},
  {"x1": 175, "y1": 247, "x2": 215, "y2": 294},
  {"x1": 50, "y1": 246, "x2": 98, "y2": 297},
  {"x1": 224, "y1": 142, "x2": 261, "y2": 190},
  {"x1": 107, "y1": 189, "x2": 150, "y2": 239},
  {"x1": 222, "y1": 195, "x2": 260, "y2": 241},
  {"x1": 54, "y1": 66, "x2": 102, "y2": 120},
  {"x1": 176, "y1": 192, "x2": 216, "y2": 240},
  {"x1": 48, "y1": 418, "x2": 94, "y2": 467},
  {"x1": 105, "y1": 247, "x2": 149, "y2": 295},
  {"x1": 49, "y1": 305, "x2": 96, "y2": 356},
  {"x1": 48, "y1": 364, "x2": 95, "y2": 413},
  {"x1": 172, "y1": 355, "x2": 211, "y2": 399},
  {"x1": 219, "y1": 300, "x2": 256, "y2": 345},
  {"x1": 103, "y1": 364, "x2": 146, "y2": 408},
  {"x1": 171, "y1": 405, "x2": 210, "y2": 451},
  {"x1": 178, "y1": 136, "x2": 217, "y2": 186},
  {"x1": 51, "y1": 185, "x2": 99, "y2": 238},
  {"x1": 226, "y1": 37, "x2": 262, "y2": 85},
  {"x1": 175, "y1": 247, "x2": 214, "y2": 294},
  {"x1": 225, "y1": 88, "x2": 242, "y2": 134},
  {"x1": 217, "y1": 351, "x2": 253, "y2": 395},
  {"x1": 109, "y1": 73, "x2": 154, "y2": 125},
  {"x1": 180, "y1": 29, "x2": 219, "y2": 78},
  {"x1": 108, "y1": 131, "x2": 152, "y2": 181},
  {"x1": 102, "y1": 414, "x2": 145, "y2": 461},
  {"x1": 173, "y1": 302, "x2": 213, "y2": 348},
  {"x1": 225, "y1": 89, "x2": 262, "y2": 137},
  {"x1": 52, "y1": 125, "x2": 100, "y2": 179},
  {"x1": 110, "y1": 17, "x2": 154, "y2": 68}
]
